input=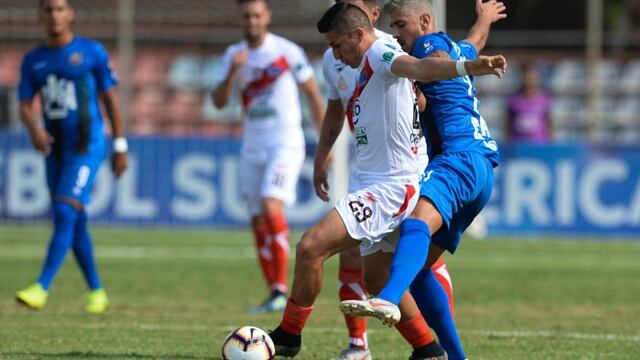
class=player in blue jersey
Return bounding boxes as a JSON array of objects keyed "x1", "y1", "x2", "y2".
[
  {"x1": 15, "y1": 0, "x2": 127, "y2": 313},
  {"x1": 340, "y1": 1, "x2": 506, "y2": 359}
]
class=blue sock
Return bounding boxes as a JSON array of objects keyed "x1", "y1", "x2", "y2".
[
  {"x1": 411, "y1": 269, "x2": 466, "y2": 360},
  {"x1": 38, "y1": 201, "x2": 80, "y2": 290},
  {"x1": 72, "y1": 210, "x2": 102, "y2": 290},
  {"x1": 377, "y1": 218, "x2": 430, "y2": 305}
]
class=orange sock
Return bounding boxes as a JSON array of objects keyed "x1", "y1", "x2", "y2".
[
  {"x1": 339, "y1": 267, "x2": 368, "y2": 349},
  {"x1": 431, "y1": 257, "x2": 455, "y2": 316},
  {"x1": 252, "y1": 220, "x2": 275, "y2": 287},
  {"x1": 265, "y1": 211, "x2": 289, "y2": 294},
  {"x1": 280, "y1": 299, "x2": 313, "y2": 336},
  {"x1": 395, "y1": 312, "x2": 434, "y2": 348}
]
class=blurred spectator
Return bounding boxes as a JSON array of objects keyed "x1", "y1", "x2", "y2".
[{"x1": 506, "y1": 62, "x2": 552, "y2": 142}]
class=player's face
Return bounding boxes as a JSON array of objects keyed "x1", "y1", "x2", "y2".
[
  {"x1": 239, "y1": 0, "x2": 271, "y2": 43},
  {"x1": 325, "y1": 30, "x2": 362, "y2": 68},
  {"x1": 388, "y1": 8, "x2": 423, "y2": 53},
  {"x1": 41, "y1": 0, "x2": 74, "y2": 37}
]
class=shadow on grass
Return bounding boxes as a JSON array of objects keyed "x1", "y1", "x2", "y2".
[{"x1": 0, "y1": 351, "x2": 218, "y2": 359}]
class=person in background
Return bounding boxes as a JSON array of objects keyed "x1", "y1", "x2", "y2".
[
  {"x1": 506, "y1": 62, "x2": 552, "y2": 142},
  {"x1": 212, "y1": 0, "x2": 325, "y2": 313},
  {"x1": 16, "y1": 0, "x2": 128, "y2": 313}
]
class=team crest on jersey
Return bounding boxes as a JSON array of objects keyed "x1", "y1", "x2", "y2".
[{"x1": 68, "y1": 52, "x2": 84, "y2": 65}]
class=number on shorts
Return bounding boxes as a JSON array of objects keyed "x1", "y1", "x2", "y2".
[{"x1": 348, "y1": 200, "x2": 373, "y2": 223}]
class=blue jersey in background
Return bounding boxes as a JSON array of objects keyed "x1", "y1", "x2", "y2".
[
  {"x1": 19, "y1": 36, "x2": 118, "y2": 157},
  {"x1": 412, "y1": 32, "x2": 499, "y2": 167}
]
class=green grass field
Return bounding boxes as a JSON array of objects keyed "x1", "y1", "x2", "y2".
[{"x1": 1, "y1": 225, "x2": 639, "y2": 359}]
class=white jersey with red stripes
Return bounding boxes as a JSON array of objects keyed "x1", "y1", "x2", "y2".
[
  {"x1": 219, "y1": 33, "x2": 314, "y2": 151},
  {"x1": 342, "y1": 38, "x2": 422, "y2": 185},
  {"x1": 322, "y1": 30, "x2": 428, "y2": 185}
]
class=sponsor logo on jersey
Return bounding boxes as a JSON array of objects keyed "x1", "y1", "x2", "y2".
[
  {"x1": 346, "y1": 58, "x2": 373, "y2": 131},
  {"x1": 385, "y1": 43, "x2": 398, "y2": 50},
  {"x1": 355, "y1": 127, "x2": 368, "y2": 145},
  {"x1": 423, "y1": 41, "x2": 433, "y2": 53},
  {"x1": 41, "y1": 74, "x2": 77, "y2": 120},
  {"x1": 33, "y1": 61, "x2": 48, "y2": 70},
  {"x1": 68, "y1": 52, "x2": 84, "y2": 66},
  {"x1": 382, "y1": 51, "x2": 394, "y2": 63},
  {"x1": 241, "y1": 55, "x2": 289, "y2": 109}
]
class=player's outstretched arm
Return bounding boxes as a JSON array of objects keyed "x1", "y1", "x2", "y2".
[
  {"x1": 391, "y1": 54, "x2": 507, "y2": 83},
  {"x1": 20, "y1": 100, "x2": 53, "y2": 155},
  {"x1": 464, "y1": 0, "x2": 507, "y2": 53},
  {"x1": 313, "y1": 99, "x2": 345, "y2": 202},
  {"x1": 102, "y1": 88, "x2": 128, "y2": 178}
]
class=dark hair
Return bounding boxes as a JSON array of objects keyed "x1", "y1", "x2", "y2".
[
  {"x1": 317, "y1": 2, "x2": 373, "y2": 34},
  {"x1": 237, "y1": 0, "x2": 270, "y2": 6},
  {"x1": 335, "y1": 0, "x2": 379, "y2": 7},
  {"x1": 39, "y1": 0, "x2": 72, "y2": 8}
]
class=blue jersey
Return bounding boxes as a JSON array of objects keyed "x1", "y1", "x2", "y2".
[
  {"x1": 19, "y1": 36, "x2": 118, "y2": 157},
  {"x1": 412, "y1": 32, "x2": 499, "y2": 166}
]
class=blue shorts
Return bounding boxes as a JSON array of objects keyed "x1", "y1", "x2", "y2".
[
  {"x1": 46, "y1": 152, "x2": 104, "y2": 205},
  {"x1": 419, "y1": 151, "x2": 494, "y2": 254}
]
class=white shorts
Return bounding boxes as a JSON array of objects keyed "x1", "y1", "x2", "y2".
[
  {"x1": 240, "y1": 144, "x2": 305, "y2": 216},
  {"x1": 334, "y1": 179, "x2": 420, "y2": 257}
]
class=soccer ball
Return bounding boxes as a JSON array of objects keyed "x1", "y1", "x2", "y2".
[{"x1": 221, "y1": 326, "x2": 275, "y2": 360}]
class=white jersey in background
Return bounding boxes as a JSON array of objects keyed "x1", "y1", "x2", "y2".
[
  {"x1": 322, "y1": 29, "x2": 427, "y2": 187},
  {"x1": 219, "y1": 33, "x2": 314, "y2": 153}
]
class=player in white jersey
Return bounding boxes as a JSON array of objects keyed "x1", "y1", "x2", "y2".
[
  {"x1": 212, "y1": 0, "x2": 325, "y2": 313},
  {"x1": 268, "y1": 3, "x2": 506, "y2": 359},
  {"x1": 318, "y1": 2, "x2": 454, "y2": 359}
]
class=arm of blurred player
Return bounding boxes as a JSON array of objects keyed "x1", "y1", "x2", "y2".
[
  {"x1": 213, "y1": 49, "x2": 247, "y2": 108},
  {"x1": 463, "y1": 0, "x2": 507, "y2": 53},
  {"x1": 102, "y1": 88, "x2": 128, "y2": 178},
  {"x1": 313, "y1": 99, "x2": 344, "y2": 202},
  {"x1": 391, "y1": 54, "x2": 506, "y2": 83},
  {"x1": 20, "y1": 100, "x2": 53, "y2": 155},
  {"x1": 299, "y1": 77, "x2": 326, "y2": 134}
]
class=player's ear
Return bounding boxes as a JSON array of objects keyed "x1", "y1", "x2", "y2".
[
  {"x1": 419, "y1": 12, "x2": 431, "y2": 32},
  {"x1": 370, "y1": 6, "x2": 381, "y2": 23},
  {"x1": 353, "y1": 28, "x2": 364, "y2": 42}
]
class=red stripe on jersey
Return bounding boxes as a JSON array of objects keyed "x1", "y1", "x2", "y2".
[
  {"x1": 241, "y1": 55, "x2": 290, "y2": 109},
  {"x1": 346, "y1": 57, "x2": 374, "y2": 132},
  {"x1": 394, "y1": 184, "x2": 416, "y2": 217}
]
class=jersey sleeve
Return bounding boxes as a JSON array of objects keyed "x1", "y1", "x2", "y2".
[
  {"x1": 411, "y1": 34, "x2": 450, "y2": 60},
  {"x1": 93, "y1": 42, "x2": 118, "y2": 92},
  {"x1": 286, "y1": 43, "x2": 314, "y2": 84},
  {"x1": 322, "y1": 50, "x2": 340, "y2": 100},
  {"x1": 18, "y1": 53, "x2": 37, "y2": 101},
  {"x1": 371, "y1": 41, "x2": 406, "y2": 78},
  {"x1": 458, "y1": 40, "x2": 478, "y2": 61}
]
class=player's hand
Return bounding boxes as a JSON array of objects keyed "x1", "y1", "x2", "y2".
[
  {"x1": 476, "y1": 0, "x2": 507, "y2": 24},
  {"x1": 30, "y1": 128, "x2": 54, "y2": 155},
  {"x1": 467, "y1": 55, "x2": 507, "y2": 78},
  {"x1": 313, "y1": 160, "x2": 331, "y2": 202},
  {"x1": 111, "y1": 152, "x2": 128, "y2": 178},
  {"x1": 230, "y1": 49, "x2": 248, "y2": 73}
]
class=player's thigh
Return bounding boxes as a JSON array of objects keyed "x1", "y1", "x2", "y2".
[
  {"x1": 239, "y1": 159, "x2": 265, "y2": 216},
  {"x1": 54, "y1": 154, "x2": 103, "y2": 205},
  {"x1": 418, "y1": 152, "x2": 490, "y2": 230},
  {"x1": 260, "y1": 145, "x2": 305, "y2": 207},
  {"x1": 298, "y1": 208, "x2": 358, "y2": 262},
  {"x1": 430, "y1": 157, "x2": 494, "y2": 254}
]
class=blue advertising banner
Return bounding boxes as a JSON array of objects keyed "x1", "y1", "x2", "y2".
[{"x1": 1, "y1": 132, "x2": 639, "y2": 236}]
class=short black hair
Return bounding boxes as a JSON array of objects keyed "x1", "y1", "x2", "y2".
[
  {"x1": 335, "y1": 0, "x2": 379, "y2": 6},
  {"x1": 39, "y1": 0, "x2": 72, "y2": 8},
  {"x1": 237, "y1": 0, "x2": 270, "y2": 6},
  {"x1": 317, "y1": 2, "x2": 373, "y2": 34}
]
